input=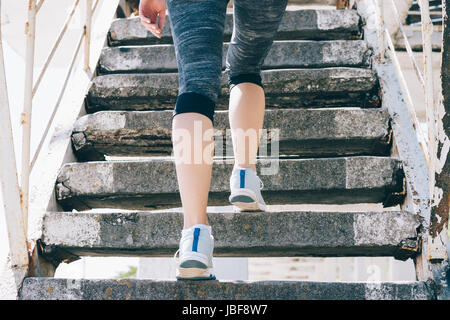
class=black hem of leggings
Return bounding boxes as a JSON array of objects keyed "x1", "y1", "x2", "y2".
[
  {"x1": 173, "y1": 92, "x2": 216, "y2": 124},
  {"x1": 228, "y1": 73, "x2": 264, "y2": 92}
]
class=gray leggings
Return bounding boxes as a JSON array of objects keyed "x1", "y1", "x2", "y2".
[{"x1": 166, "y1": 0, "x2": 289, "y2": 124}]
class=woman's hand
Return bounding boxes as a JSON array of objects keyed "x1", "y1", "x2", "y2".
[{"x1": 139, "y1": 0, "x2": 166, "y2": 39}]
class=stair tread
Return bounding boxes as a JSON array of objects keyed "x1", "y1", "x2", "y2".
[
  {"x1": 108, "y1": 9, "x2": 363, "y2": 46},
  {"x1": 86, "y1": 67, "x2": 380, "y2": 112},
  {"x1": 98, "y1": 40, "x2": 370, "y2": 74},
  {"x1": 55, "y1": 156, "x2": 405, "y2": 211},
  {"x1": 72, "y1": 108, "x2": 391, "y2": 160},
  {"x1": 41, "y1": 210, "x2": 419, "y2": 259},
  {"x1": 20, "y1": 278, "x2": 435, "y2": 300}
]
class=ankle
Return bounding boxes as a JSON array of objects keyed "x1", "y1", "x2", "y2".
[
  {"x1": 183, "y1": 220, "x2": 210, "y2": 230},
  {"x1": 233, "y1": 164, "x2": 257, "y2": 173}
]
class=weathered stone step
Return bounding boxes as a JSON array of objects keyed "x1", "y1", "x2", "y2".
[
  {"x1": 98, "y1": 40, "x2": 370, "y2": 74},
  {"x1": 55, "y1": 157, "x2": 405, "y2": 211},
  {"x1": 41, "y1": 210, "x2": 419, "y2": 260},
  {"x1": 108, "y1": 9, "x2": 363, "y2": 46},
  {"x1": 86, "y1": 68, "x2": 380, "y2": 113},
  {"x1": 72, "y1": 108, "x2": 391, "y2": 161},
  {"x1": 20, "y1": 278, "x2": 435, "y2": 300}
]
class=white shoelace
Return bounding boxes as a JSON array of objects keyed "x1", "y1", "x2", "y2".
[
  {"x1": 258, "y1": 176, "x2": 264, "y2": 190},
  {"x1": 173, "y1": 249, "x2": 180, "y2": 265}
]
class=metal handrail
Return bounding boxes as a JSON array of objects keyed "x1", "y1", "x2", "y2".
[
  {"x1": 389, "y1": 0, "x2": 425, "y2": 87},
  {"x1": 371, "y1": 0, "x2": 449, "y2": 276},
  {"x1": 30, "y1": 0, "x2": 100, "y2": 170},
  {"x1": 32, "y1": 0, "x2": 81, "y2": 98},
  {"x1": 20, "y1": 0, "x2": 98, "y2": 238},
  {"x1": 374, "y1": 0, "x2": 438, "y2": 200},
  {"x1": 0, "y1": 1, "x2": 29, "y2": 282},
  {"x1": 0, "y1": 0, "x2": 99, "y2": 282}
]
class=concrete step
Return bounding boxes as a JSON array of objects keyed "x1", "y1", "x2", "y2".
[
  {"x1": 40, "y1": 210, "x2": 419, "y2": 260},
  {"x1": 20, "y1": 278, "x2": 435, "y2": 300},
  {"x1": 55, "y1": 157, "x2": 405, "y2": 211},
  {"x1": 98, "y1": 40, "x2": 370, "y2": 74},
  {"x1": 86, "y1": 67, "x2": 380, "y2": 113},
  {"x1": 108, "y1": 9, "x2": 362, "y2": 46},
  {"x1": 72, "y1": 108, "x2": 392, "y2": 161}
]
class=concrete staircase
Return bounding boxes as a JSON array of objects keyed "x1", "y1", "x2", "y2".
[{"x1": 19, "y1": 7, "x2": 436, "y2": 300}]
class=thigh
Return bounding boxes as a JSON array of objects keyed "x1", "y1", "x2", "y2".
[
  {"x1": 166, "y1": 0, "x2": 229, "y2": 103},
  {"x1": 226, "y1": 0, "x2": 288, "y2": 79}
]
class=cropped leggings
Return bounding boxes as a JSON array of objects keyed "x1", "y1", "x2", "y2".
[{"x1": 166, "y1": 0, "x2": 289, "y2": 124}]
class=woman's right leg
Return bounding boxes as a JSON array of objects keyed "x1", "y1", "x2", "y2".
[{"x1": 226, "y1": 0, "x2": 288, "y2": 212}]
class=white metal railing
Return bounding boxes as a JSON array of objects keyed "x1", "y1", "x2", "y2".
[
  {"x1": 368, "y1": 0, "x2": 449, "y2": 278},
  {"x1": 374, "y1": 0, "x2": 438, "y2": 205},
  {"x1": 21, "y1": 0, "x2": 99, "y2": 238},
  {"x1": 0, "y1": 1, "x2": 29, "y2": 285},
  {"x1": 0, "y1": 0, "x2": 102, "y2": 290}
]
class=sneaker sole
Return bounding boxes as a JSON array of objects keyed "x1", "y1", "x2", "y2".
[
  {"x1": 229, "y1": 189, "x2": 266, "y2": 212},
  {"x1": 176, "y1": 263, "x2": 216, "y2": 280},
  {"x1": 175, "y1": 253, "x2": 216, "y2": 280}
]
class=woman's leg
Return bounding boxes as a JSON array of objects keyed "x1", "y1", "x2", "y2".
[
  {"x1": 166, "y1": 0, "x2": 228, "y2": 280},
  {"x1": 228, "y1": 83, "x2": 265, "y2": 172},
  {"x1": 172, "y1": 112, "x2": 214, "y2": 229},
  {"x1": 226, "y1": 0, "x2": 288, "y2": 173},
  {"x1": 226, "y1": 0, "x2": 288, "y2": 212},
  {"x1": 166, "y1": 0, "x2": 228, "y2": 229}
]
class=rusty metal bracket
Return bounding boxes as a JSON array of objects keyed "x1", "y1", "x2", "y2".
[
  {"x1": 362, "y1": 82, "x2": 382, "y2": 109},
  {"x1": 371, "y1": 121, "x2": 393, "y2": 156},
  {"x1": 394, "y1": 236, "x2": 422, "y2": 261},
  {"x1": 37, "y1": 240, "x2": 80, "y2": 268},
  {"x1": 383, "y1": 165, "x2": 407, "y2": 207},
  {"x1": 336, "y1": 0, "x2": 350, "y2": 9}
]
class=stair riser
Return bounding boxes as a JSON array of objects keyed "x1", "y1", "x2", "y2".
[
  {"x1": 41, "y1": 211, "x2": 419, "y2": 258},
  {"x1": 98, "y1": 41, "x2": 370, "y2": 74},
  {"x1": 55, "y1": 157, "x2": 405, "y2": 211},
  {"x1": 86, "y1": 68, "x2": 380, "y2": 113},
  {"x1": 20, "y1": 278, "x2": 435, "y2": 300},
  {"x1": 108, "y1": 10, "x2": 362, "y2": 46}
]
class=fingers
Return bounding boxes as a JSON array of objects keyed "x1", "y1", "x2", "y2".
[
  {"x1": 140, "y1": 9, "x2": 167, "y2": 39},
  {"x1": 140, "y1": 14, "x2": 162, "y2": 38},
  {"x1": 157, "y1": 11, "x2": 166, "y2": 32}
]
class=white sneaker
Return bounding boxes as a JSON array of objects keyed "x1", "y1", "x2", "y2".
[
  {"x1": 229, "y1": 167, "x2": 267, "y2": 212},
  {"x1": 173, "y1": 224, "x2": 216, "y2": 280}
]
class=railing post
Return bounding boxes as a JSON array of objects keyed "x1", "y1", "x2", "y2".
[
  {"x1": 418, "y1": 0, "x2": 437, "y2": 202},
  {"x1": 21, "y1": 0, "x2": 37, "y2": 237},
  {"x1": 0, "y1": 0, "x2": 29, "y2": 297},
  {"x1": 84, "y1": 0, "x2": 92, "y2": 71},
  {"x1": 374, "y1": 0, "x2": 386, "y2": 61},
  {"x1": 427, "y1": 0, "x2": 450, "y2": 299}
]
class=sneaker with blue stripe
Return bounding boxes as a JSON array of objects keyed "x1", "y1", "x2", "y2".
[
  {"x1": 229, "y1": 167, "x2": 267, "y2": 212},
  {"x1": 174, "y1": 224, "x2": 216, "y2": 280}
]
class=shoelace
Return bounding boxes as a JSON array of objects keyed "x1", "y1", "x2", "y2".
[
  {"x1": 258, "y1": 176, "x2": 264, "y2": 190},
  {"x1": 173, "y1": 249, "x2": 180, "y2": 265}
]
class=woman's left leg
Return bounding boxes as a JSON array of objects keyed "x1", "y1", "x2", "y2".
[
  {"x1": 166, "y1": 0, "x2": 229, "y2": 280},
  {"x1": 167, "y1": 0, "x2": 229, "y2": 229}
]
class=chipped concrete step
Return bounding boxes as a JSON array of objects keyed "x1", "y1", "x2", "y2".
[
  {"x1": 108, "y1": 9, "x2": 363, "y2": 46},
  {"x1": 55, "y1": 157, "x2": 405, "y2": 211},
  {"x1": 72, "y1": 108, "x2": 392, "y2": 161},
  {"x1": 86, "y1": 67, "x2": 380, "y2": 113},
  {"x1": 98, "y1": 40, "x2": 370, "y2": 74},
  {"x1": 41, "y1": 210, "x2": 419, "y2": 259},
  {"x1": 20, "y1": 278, "x2": 435, "y2": 300}
]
